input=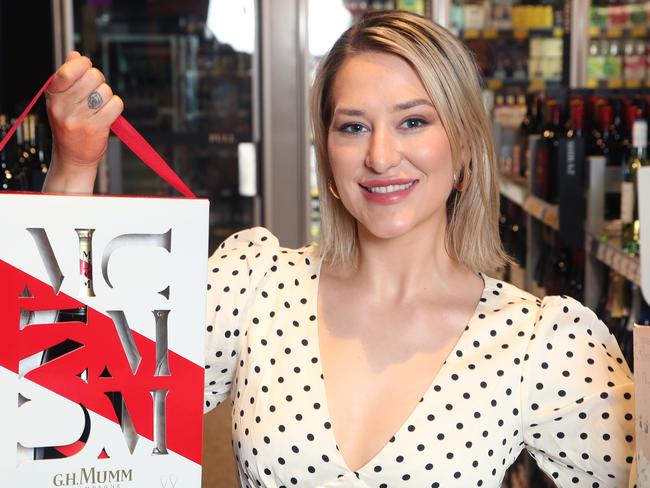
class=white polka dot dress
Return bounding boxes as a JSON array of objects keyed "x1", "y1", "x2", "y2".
[{"x1": 203, "y1": 228, "x2": 637, "y2": 488}]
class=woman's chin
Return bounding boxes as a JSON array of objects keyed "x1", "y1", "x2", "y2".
[{"x1": 360, "y1": 221, "x2": 414, "y2": 241}]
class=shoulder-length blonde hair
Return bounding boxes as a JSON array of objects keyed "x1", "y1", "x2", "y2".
[{"x1": 311, "y1": 10, "x2": 512, "y2": 273}]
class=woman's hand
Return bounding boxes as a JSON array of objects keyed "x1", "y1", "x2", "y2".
[{"x1": 43, "y1": 51, "x2": 124, "y2": 194}]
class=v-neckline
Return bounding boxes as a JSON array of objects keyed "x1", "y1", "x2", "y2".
[{"x1": 310, "y1": 254, "x2": 492, "y2": 475}]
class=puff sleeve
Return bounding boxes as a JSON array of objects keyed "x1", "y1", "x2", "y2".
[
  {"x1": 521, "y1": 295, "x2": 637, "y2": 487},
  {"x1": 203, "y1": 227, "x2": 278, "y2": 413}
]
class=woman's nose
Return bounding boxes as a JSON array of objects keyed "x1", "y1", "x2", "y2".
[{"x1": 365, "y1": 126, "x2": 401, "y2": 172}]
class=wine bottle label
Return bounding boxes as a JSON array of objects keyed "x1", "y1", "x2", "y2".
[{"x1": 621, "y1": 181, "x2": 634, "y2": 224}]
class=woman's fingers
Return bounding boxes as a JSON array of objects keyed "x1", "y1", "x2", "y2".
[
  {"x1": 87, "y1": 83, "x2": 114, "y2": 114},
  {"x1": 65, "y1": 51, "x2": 81, "y2": 62},
  {"x1": 98, "y1": 95, "x2": 125, "y2": 130},
  {"x1": 45, "y1": 53, "x2": 123, "y2": 167},
  {"x1": 47, "y1": 55, "x2": 92, "y2": 94},
  {"x1": 63, "y1": 67, "x2": 106, "y2": 105}
]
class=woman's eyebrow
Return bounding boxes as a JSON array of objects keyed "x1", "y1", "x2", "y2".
[
  {"x1": 393, "y1": 99, "x2": 434, "y2": 111},
  {"x1": 333, "y1": 107, "x2": 365, "y2": 117},
  {"x1": 332, "y1": 99, "x2": 433, "y2": 117}
]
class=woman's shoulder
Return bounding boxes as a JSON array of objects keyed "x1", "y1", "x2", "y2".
[
  {"x1": 208, "y1": 226, "x2": 319, "y2": 268},
  {"x1": 481, "y1": 272, "x2": 598, "y2": 325}
]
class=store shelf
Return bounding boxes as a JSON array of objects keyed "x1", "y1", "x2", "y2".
[
  {"x1": 499, "y1": 175, "x2": 527, "y2": 207},
  {"x1": 485, "y1": 78, "x2": 562, "y2": 91},
  {"x1": 588, "y1": 26, "x2": 649, "y2": 39},
  {"x1": 499, "y1": 175, "x2": 558, "y2": 231},
  {"x1": 585, "y1": 232, "x2": 641, "y2": 286},
  {"x1": 524, "y1": 195, "x2": 559, "y2": 230},
  {"x1": 586, "y1": 78, "x2": 650, "y2": 89},
  {"x1": 460, "y1": 27, "x2": 563, "y2": 40}
]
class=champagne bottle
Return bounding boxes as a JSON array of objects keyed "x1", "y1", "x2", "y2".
[{"x1": 621, "y1": 117, "x2": 647, "y2": 255}]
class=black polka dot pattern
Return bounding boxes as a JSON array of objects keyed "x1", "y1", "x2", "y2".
[
  {"x1": 521, "y1": 295, "x2": 636, "y2": 487},
  {"x1": 203, "y1": 228, "x2": 637, "y2": 487}
]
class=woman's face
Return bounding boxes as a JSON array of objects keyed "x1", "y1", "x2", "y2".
[{"x1": 327, "y1": 51, "x2": 456, "y2": 240}]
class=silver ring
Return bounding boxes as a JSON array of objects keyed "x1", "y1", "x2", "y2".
[{"x1": 87, "y1": 91, "x2": 103, "y2": 110}]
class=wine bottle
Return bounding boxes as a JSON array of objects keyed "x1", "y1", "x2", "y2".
[
  {"x1": 594, "y1": 104, "x2": 624, "y2": 219},
  {"x1": 621, "y1": 117, "x2": 647, "y2": 255},
  {"x1": 534, "y1": 98, "x2": 561, "y2": 202},
  {"x1": 0, "y1": 114, "x2": 14, "y2": 191}
]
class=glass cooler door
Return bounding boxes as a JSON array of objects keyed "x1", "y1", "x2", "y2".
[{"x1": 71, "y1": 0, "x2": 261, "y2": 255}]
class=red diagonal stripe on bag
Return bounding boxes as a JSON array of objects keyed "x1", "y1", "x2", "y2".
[
  {"x1": 0, "y1": 73, "x2": 196, "y2": 198},
  {"x1": 0, "y1": 259, "x2": 204, "y2": 465}
]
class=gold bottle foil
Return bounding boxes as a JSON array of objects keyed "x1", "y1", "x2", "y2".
[{"x1": 75, "y1": 228, "x2": 95, "y2": 297}]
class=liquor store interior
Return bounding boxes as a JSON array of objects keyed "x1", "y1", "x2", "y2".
[{"x1": 1, "y1": 1, "x2": 650, "y2": 487}]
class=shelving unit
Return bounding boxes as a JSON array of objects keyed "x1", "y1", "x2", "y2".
[
  {"x1": 498, "y1": 150, "x2": 643, "y2": 315},
  {"x1": 585, "y1": 232, "x2": 642, "y2": 286}
]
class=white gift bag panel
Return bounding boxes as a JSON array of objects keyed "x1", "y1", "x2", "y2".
[{"x1": 0, "y1": 192, "x2": 209, "y2": 487}]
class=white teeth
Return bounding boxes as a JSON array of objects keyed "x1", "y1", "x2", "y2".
[{"x1": 368, "y1": 182, "x2": 415, "y2": 193}]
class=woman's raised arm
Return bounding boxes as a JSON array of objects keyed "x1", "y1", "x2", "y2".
[{"x1": 43, "y1": 51, "x2": 123, "y2": 194}]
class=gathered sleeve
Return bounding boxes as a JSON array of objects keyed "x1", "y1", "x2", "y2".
[
  {"x1": 521, "y1": 295, "x2": 637, "y2": 487},
  {"x1": 202, "y1": 227, "x2": 278, "y2": 413}
]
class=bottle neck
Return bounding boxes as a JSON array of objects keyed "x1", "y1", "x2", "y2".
[{"x1": 632, "y1": 144, "x2": 647, "y2": 159}]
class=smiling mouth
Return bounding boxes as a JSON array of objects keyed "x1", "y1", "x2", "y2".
[{"x1": 360, "y1": 180, "x2": 418, "y2": 194}]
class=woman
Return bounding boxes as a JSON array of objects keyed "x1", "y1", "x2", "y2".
[{"x1": 44, "y1": 11, "x2": 636, "y2": 488}]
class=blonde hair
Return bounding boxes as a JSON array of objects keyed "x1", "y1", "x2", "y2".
[{"x1": 310, "y1": 10, "x2": 512, "y2": 273}]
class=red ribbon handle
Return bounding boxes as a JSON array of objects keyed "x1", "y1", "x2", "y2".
[{"x1": 0, "y1": 73, "x2": 196, "y2": 199}]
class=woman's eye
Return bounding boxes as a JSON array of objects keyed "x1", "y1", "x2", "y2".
[
  {"x1": 402, "y1": 118, "x2": 427, "y2": 129},
  {"x1": 340, "y1": 123, "x2": 366, "y2": 134}
]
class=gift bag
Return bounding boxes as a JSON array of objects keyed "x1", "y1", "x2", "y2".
[{"x1": 0, "y1": 75, "x2": 209, "y2": 487}]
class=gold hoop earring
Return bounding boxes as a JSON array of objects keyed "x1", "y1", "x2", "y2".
[
  {"x1": 328, "y1": 179, "x2": 341, "y2": 200},
  {"x1": 454, "y1": 167, "x2": 472, "y2": 192}
]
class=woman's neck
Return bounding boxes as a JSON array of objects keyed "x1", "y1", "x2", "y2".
[{"x1": 335, "y1": 217, "x2": 466, "y2": 305}]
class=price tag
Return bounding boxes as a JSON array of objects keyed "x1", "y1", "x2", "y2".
[
  {"x1": 529, "y1": 79, "x2": 545, "y2": 91},
  {"x1": 543, "y1": 207, "x2": 558, "y2": 229},
  {"x1": 607, "y1": 28, "x2": 623, "y2": 38},
  {"x1": 607, "y1": 79, "x2": 623, "y2": 89},
  {"x1": 524, "y1": 196, "x2": 543, "y2": 219},
  {"x1": 626, "y1": 79, "x2": 642, "y2": 88},
  {"x1": 587, "y1": 79, "x2": 599, "y2": 88},
  {"x1": 553, "y1": 28, "x2": 563, "y2": 37},
  {"x1": 464, "y1": 30, "x2": 480, "y2": 39},
  {"x1": 588, "y1": 26, "x2": 600, "y2": 38},
  {"x1": 514, "y1": 29, "x2": 528, "y2": 40},
  {"x1": 487, "y1": 79, "x2": 504, "y2": 90},
  {"x1": 631, "y1": 26, "x2": 647, "y2": 38},
  {"x1": 483, "y1": 29, "x2": 498, "y2": 39}
]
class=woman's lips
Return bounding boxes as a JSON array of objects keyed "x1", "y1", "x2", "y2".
[{"x1": 359, "y1": 179, "x2": 418, "y2": 205}]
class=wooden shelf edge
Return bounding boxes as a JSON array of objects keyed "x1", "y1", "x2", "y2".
[
  {"x1": 499, "y1": 175, "x2": 528, "y2": 206},
  {"x1": 499, "y1": 176, "x2": 559, "y2": 231},
  {"x1": 585, "y1": 232, "x2": 641, "y2": 286}
]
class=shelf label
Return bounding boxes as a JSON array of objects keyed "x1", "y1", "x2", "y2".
[
  {"x1": 523, "y1": 196, "x2": 544, "y2": 220},
  {"x1": 542, "y1": 208, "x2": 558, "y2": 229},
  {"x1": 464, "y1": 30, "x2": 480, "y2": 39},
  {"x1": 529, "y1": 79, "x2": 545, "y2": 91},
  {"x1": 487, "y1": 79, "x2": 503, "y2": 90},
  {"x1": 553, "y1": 28, "x2": 563, "y2": 37},
  {"x1": 483, "y1": 29, "x2": 498, "y2": 39},
  {"x1": 607, "y1": 79, "x2": 623, "y2": 89},
  {"x1": 626, "y1": 79, "x2": 642, "y2": 89},
  {"x1": 632, "y1": 26, "x2": 647, "y2": 38},
  {"x1": 607, "y1": 28, "x2": 623, "y2": 38},
  {"x1": 514, "y1": 29, "x2": 528, "y2": 40}
]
